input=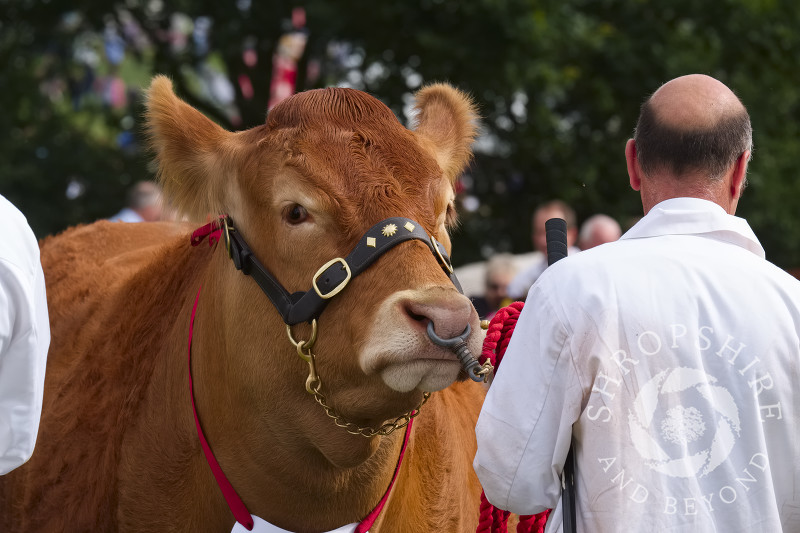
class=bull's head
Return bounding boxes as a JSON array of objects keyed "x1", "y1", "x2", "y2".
[{"x1": 146, "y1": 76, "x2": 481, "y2": 452}]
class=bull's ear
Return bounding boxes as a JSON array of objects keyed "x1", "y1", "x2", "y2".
[
  {"x1": 145, "y1": 75, "x2": 239, "y2": 222},
  {"x1": 412, "y1": 83, "x2": 479, "y2": 183}
]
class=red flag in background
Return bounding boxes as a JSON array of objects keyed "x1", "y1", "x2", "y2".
[{"x1": 268, "y1": 7, "x2": 308, "y2": 110}]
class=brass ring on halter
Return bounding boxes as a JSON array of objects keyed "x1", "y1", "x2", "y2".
[{"x1": 286, "y1": 319, "x2": 318, "y2": 355}]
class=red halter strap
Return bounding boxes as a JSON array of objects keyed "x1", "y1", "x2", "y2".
[
  {"x1": 188, "y1": 287, "x2": 254, "y2": 529},
  {"x1": 189, "y1": 224, "x2": 411, "y2": 531}
]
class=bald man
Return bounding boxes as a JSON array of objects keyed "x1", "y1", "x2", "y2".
[
  {"x1": 578, "y1": 214, "x2": 621, "y2": 250},
  {"x1": 108, "y1": 181, "x2": 163, "y2": 223},
  {"x1": 475, "y1": 74, "x2": 800, "y2": 531}
]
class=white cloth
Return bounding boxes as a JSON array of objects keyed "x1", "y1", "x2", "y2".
[
  {"x1": 475, "y1": 198, "x2": 800, "y2": 532},
  {"x1": 108, "y1": 207, "x2": 144, "y2": 223},
  {"x1": 0, "y1": 195, "x2": 50, "y2": 475},
  {"x1": 506, "y1": 247, "x2": 580, "y2": 300},
  {"x1": 231, "y1": 515, "x2": 360, "y2": 533}
]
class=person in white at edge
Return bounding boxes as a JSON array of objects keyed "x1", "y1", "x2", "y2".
[
  {"x1": 474, "y1": 74, "x2": 800, "y2": 532},
  {"x1": 0, "y1": 194, "x2": 50, "y2": 475}
]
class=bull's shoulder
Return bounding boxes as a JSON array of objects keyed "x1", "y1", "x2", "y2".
[
  {"x1": 8, "y1": 220, "x2": 208, "y2": 531},
  {"x1": 41, "y1": 220, "x2": 193, "y2": 319},
  {"x1": 40, "y1": 220, "x2": 203, "y2": 361},
  {"x1": 41, "y1": 220, "x2": 193, "y2": 278},
  {"x1": 39, "y1": 218, "x2": 201, "y2": 395}
]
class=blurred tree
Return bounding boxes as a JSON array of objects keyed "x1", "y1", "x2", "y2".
[
  {"x1": 1, "y1": 0, "x2": 799, "y2": 268},
  {"x1": 0, "y1": 1, "x2": 150, "y2": 236}
]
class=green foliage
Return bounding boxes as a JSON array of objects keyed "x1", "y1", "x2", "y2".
[{"x1": 1, "y1": 0, "x2": 799, "y2": 268}]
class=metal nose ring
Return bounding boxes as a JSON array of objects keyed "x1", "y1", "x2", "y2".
[{"x1": 426, "y1": 322, "x2": 483, "y2": 382}]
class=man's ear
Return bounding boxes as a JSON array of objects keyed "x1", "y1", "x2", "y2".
[
  {"x1": 626, "y1": 139, "x2": 641, "y2": 191},
  {"x1": 731, "y1": 150, "x2": 750, "y2": 200}
]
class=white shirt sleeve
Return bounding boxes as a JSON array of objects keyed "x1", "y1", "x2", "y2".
[
  {"x1": 0, "y1": 198, "x2": 50, "y2": 476},
  {"x1": 474, "y1": 280, "x2": 582, "y2": 514}
]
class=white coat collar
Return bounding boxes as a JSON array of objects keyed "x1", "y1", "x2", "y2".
[{"x1": 621, "y1": 197, "x2": 765, "y2": 259}]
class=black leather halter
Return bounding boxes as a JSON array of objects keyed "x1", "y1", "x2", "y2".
[{"x1": 223, "y1": 216, "x2": 463, "y2": 325}]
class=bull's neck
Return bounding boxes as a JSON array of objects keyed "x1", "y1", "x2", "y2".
[{"x1": 186, "y1": 254, "x2": 407, "y2": 531}]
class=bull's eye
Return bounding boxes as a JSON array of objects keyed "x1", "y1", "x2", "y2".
[
  {"x1": 445, "y1": 203, "x2": 458, "y2": 228},
  {"x1": 284, "y1": 204, "x2": 309, "y2": 224}
]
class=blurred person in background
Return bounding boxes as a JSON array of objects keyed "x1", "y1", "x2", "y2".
[
  {"x1": 578, "y1": 214, "x2": 622, "y2": 250},
  {"x1": 506, "y1": 200, "x2": 579, "y2": 300},
  {"x1": 109, "y1": 180, "x2": 163, "y2": 222},
  {"x1": 470, "y1": 253, "x2": 517, "y2": 320},
  {"x1": 0, "y1": 194, "x2": 50, "y2": 475}
]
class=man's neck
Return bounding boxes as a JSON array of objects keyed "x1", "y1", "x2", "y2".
[{"x1": 640, "y1": 177, "x2": 733, "y2": 215}]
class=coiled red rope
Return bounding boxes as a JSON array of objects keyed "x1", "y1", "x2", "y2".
[{"x1": 476, "y1": 301, "x2": 551, "y2": 533}]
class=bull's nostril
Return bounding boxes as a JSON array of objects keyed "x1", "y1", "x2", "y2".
[
  {"x1": 401, "y1": 293, "x2": 473, "y2": 340},
  {"x1": 403, "y1": 301, "x2": 429, "y2": 323},
  {"x1": 409, "y1": 311, "x2": 427, "y2": 322}
]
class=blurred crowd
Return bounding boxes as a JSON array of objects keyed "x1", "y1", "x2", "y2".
[{"x1": 458, "y1": 199, "x2": 624, "y2": 320}]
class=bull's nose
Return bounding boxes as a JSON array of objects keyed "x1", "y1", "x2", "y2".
[{"x1": 400, "y1": 290, "x2": 474, "y2": 340}]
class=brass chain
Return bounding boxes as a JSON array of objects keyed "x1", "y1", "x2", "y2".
[
  {"x1": 310, "y1": 384, "x2": 430, "y2": 438},
  {"x1": 287, "y1": 321, "x2": 431, "y2": 438}
]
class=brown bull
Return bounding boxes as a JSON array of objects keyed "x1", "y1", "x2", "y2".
[{"x1": 0, "y1": 76, "x2": 487, "y2": 532}]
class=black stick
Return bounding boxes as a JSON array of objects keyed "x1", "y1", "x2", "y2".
[
  {"x1": 544, "y1": 217, "x2": 576, "y2": 533},
  {"x1": 545, "y1": 218, "x2": 569, "y2": 266}
]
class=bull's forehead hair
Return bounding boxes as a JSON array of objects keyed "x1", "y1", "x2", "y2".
[
  {"x1": 267, "y1": 87, "x2": 401, "y2": 130},
  {"x1": 265, "y1": 87, "x2": 437, "y2": 176},
  {"x1": 264, "y1": 88, "x2": 445, "y2": 234}
]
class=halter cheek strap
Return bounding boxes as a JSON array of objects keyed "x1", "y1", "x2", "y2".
[{"x1": 221, "y1": 216, "x2": 462, "y2": 325}]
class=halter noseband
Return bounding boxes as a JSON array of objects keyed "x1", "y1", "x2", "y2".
[{"x1": 222, "y1": 216, "x2": 463, "y2": 325}]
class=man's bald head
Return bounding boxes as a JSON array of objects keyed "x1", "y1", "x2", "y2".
[{"x1": 634, "y1": 74, "x2": 752, "y2": 181}]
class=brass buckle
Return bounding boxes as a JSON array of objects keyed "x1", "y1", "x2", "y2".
[
  {"x1": 312, "y1": 258, "x2": 352, "y2": 299},
  {"x1": 430, "y1": 235, "x2": 454, "y2": 274}
]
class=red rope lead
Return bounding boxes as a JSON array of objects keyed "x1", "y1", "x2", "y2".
[
  {"x1": 479, "y1": 301, "x2": 525, "y2": 371},
  {"x1": 478, "y1": 490, "x2": 509, "y2": 533},
  {"x1": 476, "y1": 301, "x2": 552, "y2": 533},
  {"x1": 518, "y1": 510, "x2": 551, "y2": 533}
]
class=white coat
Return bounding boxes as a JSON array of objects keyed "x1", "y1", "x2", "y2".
[{"x1": 475, "y1": 198, "x2": 800, "y2": 532}]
